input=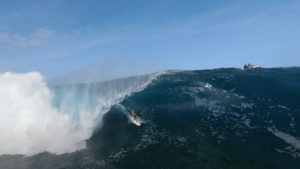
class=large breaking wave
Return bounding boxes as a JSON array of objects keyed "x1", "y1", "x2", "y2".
[
  {"x1": 0, "y1": 71, "x2": 163, "y2": 156},
  {"x1": 1, "y1": 67, "x2": 300, "y2": 169}
]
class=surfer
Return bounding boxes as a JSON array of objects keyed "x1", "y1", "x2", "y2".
[
  {"x1": 132, "y1": 109, "x2": 137, "y2": 123},
  {"x1": 244, "y1": 64, "x2": 247, "y2": 69}
]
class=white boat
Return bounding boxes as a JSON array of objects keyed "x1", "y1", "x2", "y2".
[
  {"x1": 243, "y1": 65, "x2": 261, "y2": 70},
  {"x1": 250, "y1": 65, "x2": 261, "y2": 69}
]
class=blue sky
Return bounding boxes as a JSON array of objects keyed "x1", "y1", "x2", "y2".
[{"x1": 0, "y1": 0, "x2": 299, "y2": 82}]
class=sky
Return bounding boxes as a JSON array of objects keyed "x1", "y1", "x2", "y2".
[{"x1": 0, "y1": 0, "x2": 300, "y2": 83}]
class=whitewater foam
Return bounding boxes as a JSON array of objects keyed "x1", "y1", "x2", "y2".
[
  {"x1": 0, "y1": 72, "x2": 85, "y2": 156},
  {"x1": 268, "y1": 128, "x2": 300, "y2": 158},
  {"x1": 268, "y1": 128, "x2": 300, "y2": 150}
]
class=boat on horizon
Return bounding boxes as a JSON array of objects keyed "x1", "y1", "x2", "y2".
[{"x1": 243, "y1": 64, "x2": 261, "y2": 70}]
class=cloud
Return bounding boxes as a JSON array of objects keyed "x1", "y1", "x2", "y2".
[{"x1": 0, "y1": 28, "x2": 56, "y2": 48}]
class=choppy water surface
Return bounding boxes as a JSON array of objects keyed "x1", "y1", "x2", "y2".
[{"x1": 1, "y1": 68, "x2": 300, "y2": 169}]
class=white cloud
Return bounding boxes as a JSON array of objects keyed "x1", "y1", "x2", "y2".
[{"x1": 0, "y1": 28, "x2": 56, "y2": 48}]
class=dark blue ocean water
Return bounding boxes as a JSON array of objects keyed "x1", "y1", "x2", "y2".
[{"x1": 1, "y1": 67, "x2": 300, "y2": 169}]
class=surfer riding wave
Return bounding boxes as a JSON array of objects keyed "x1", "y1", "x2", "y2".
[
  {"x1": 132, "y1": 109, "x2": 137, "y2": 122},
  {"x1": 131, "y1": 109, "x2": 140, "y2": 126}
]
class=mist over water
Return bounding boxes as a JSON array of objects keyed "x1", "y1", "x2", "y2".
[{"x1": 48, "y1": 56, "x2": 169, "y2": 87}]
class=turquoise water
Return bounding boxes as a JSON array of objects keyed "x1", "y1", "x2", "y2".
[{"x1": 1, "y1": 68, "x2": 300, "y2": 169}]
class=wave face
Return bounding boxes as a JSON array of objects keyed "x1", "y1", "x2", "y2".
[{"x1": 0, "y1": 67, "x2": 300, "y2": 169}]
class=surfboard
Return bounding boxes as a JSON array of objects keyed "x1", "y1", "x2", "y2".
[{"x1": 133, "y1": 118, "x2": 141, "y2": 126}]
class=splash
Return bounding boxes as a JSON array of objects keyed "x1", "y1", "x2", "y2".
[
  {"x1": 0, "y1": 71, "x2": 163, "y2": 156},
  {"x1": 0, "y1": 72, "x2": 85, "y2": 156}
]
